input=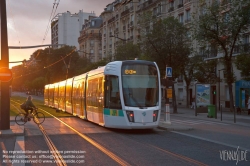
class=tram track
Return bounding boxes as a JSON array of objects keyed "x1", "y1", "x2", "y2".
[
  {"x1": 85, "y1": 130, "x2": 208, "y2": 166},
  {"x1": 11, "y1": 98, "x2": 210, "y2": 165},
  {"x1": 11, "y1": 99, "x2": 131, "y2": 166},
  {"x1": 11, "y1": 100, "x2": 67, "y2": 166}
]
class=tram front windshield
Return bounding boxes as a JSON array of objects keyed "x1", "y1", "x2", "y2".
[{"x1": 122, "y1": 63, "x2": 159, "y2": 108}]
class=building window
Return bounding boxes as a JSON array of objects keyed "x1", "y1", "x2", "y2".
[
  {"x1": 90, "y1": 40, "x2": 94, "y2": 47},
  {"x1": 179, "y1": 14, "x2": 184, "y2": 23}
]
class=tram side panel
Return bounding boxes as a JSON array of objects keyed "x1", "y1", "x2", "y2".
[
  {"x1": 44, "y1": 85, "x2": 49, "y2": 106},
  {"x1": 48, "y1": 84, "x2": 55, "y2": 107},
  {"x1": 65, "y1": 78, "x2": 73, "y2": 114},
  {"x1": 53, "y1": 83, "x2": 59, "y2": 109},
  {"x1": 86, "y1": 74, "x2": 104, "y2": 125},
  {"x1": 72, "y1": 74, "x2": 86, "y2": 119},
  {"x1": 58, "y1": 81, "x2": 66, "y2": 111}
]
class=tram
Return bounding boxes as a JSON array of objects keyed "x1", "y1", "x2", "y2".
[{"x1": 44, "y1": 60, "x2": 161, "y2": 129}]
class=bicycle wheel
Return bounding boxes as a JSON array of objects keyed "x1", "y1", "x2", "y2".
[
  {"x1": 15, "y1": 113, "x2": 27, "y2": 125},
  {"x1": 33, "y1": 112, "x2": 45, "y2": 124}
]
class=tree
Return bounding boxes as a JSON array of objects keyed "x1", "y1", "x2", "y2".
[
  {"x1": 192, "y1": 0, "x2": 250, "y2": 111},
  {"x1": 114, "y1": 41, "x2": 141, "y2": 60},
  {"x1": 235, "y1": 54, "x2": 250, "y2": 80},
  {"x1": 139, "y1": 14, "x2": 191, "y2": 113}
]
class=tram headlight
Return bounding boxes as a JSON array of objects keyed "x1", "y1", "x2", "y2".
[
  {"x1": 153, "y1": 110, "x2": 159, "y2": 122},
  {"x1": 126, "y1": 111, "x2": 134, "y2": 122}
]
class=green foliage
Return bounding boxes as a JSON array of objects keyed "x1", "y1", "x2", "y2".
[
  {"x1": 235, "y1": 54, "x2": 250, "y2": 80},
  {"x1": 114, "y1": 41, "x2": 141, "y2": 60},
  {"x1": 192, "y1": 0, "x2": 250, "y2": 109},
  {"x1": 32, "y1": 77, "x2": 46, "y2": 89},
  {"x1": 139, "y1": 16, "x2": 191, "y2": 78},
  {"x1": 193, "y1": 59, "x2": 218, "y2": 84},
  {"x1": 192, "y1": 0, "x2": 250, "y2": 84}
]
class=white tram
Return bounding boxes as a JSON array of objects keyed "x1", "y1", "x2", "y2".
[{"x1": 44, "y1": 60, "x2": 161, "y2": 129}]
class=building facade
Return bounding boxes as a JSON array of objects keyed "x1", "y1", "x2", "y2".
[
  {"x1": 51, "y1": 10, "x2": 96, "y2": 50},
  {"x1": 96, "y1": 0, "x2": 250, "y2": 110},
  {"x1": 78, "y1": 16, "x2": 103, "y2": 62}
]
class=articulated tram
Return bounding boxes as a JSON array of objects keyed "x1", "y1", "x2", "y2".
[{"x1": 44, "y1": 60, "x2": 161, "y2": 129}]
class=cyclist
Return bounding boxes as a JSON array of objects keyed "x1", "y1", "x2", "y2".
[{"x1": 24, "y1": 95, "x2": 37, "y2": 121}]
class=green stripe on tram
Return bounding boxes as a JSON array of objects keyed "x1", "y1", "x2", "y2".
[{"x1": 104, "y1": 108, "x2": 124, "y2": 117}]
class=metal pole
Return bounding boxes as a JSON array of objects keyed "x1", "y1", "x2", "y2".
[
  {"x1": 0, "y1": 0, "x2": 10, "y2": 130},
  {"x1": 195, "y1": 82, "x2": 197, "y2": 116},
  {"x1": 218, "y1": 71, "x2": 220, "y2": 111},
  {"x1": 234, "y1": 104, "x2": 236, "y2": 123},
  {"x1": 221, "y1": 104, "x2": 222, "y2": 121}
]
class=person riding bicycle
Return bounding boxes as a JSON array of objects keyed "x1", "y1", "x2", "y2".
[{"x1": 24, "y1": 95, "x2": 37, "y2": 121}]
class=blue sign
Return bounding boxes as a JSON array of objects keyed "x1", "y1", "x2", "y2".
[{"x1": 166, "y1": 67, "x2": 172, "y2": 77}]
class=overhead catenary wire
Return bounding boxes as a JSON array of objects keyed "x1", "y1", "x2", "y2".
[
  {"x1": 13, "y1": 48, "x2": 76, "y2": 80},
  {"x1": 26, "y1": 0, "x2": 60, "y2": 68}
]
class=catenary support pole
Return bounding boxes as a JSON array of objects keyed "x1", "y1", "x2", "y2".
[{"x1": 0, "y1": 0, "x2": 10, "y2": 130}]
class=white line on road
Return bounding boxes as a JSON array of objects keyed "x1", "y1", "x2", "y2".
[{"x1": 171, "y1": 119, "x2": 229, "y2": 125}]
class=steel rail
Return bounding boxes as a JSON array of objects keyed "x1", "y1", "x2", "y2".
[
  {"x1": 11, "y1": 100, "x2": 67, "y2": 166},
  {"x1": 123, "y1": 134, "x2": 208, "y2": 166},
  {"x1": 38, "y1": 107, "x2": 131, "y2": 166}
]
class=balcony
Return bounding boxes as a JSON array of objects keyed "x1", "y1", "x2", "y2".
[
  {"x1": 121, "y1": 9, "x2": 129, "y2": 17},
  {"x1": 115, "y1": 28, "x2": 119, "y2": 34},
  {"x1": 108, "y1": 17, "x2": 115, "y2": 24},
  {"x1": 168, "y1": 7, "x2": 174, "y2": 12},
  {"x1": 130, "y1": 21, "x2": 134, "y2": 27},
  {"x1": 137, "y1": 0, "x2": 161, "y2": 12},
  {"x1": 184, "y1": 0, "x2": 191, "y2": 4},
  {"x1": 178, "y1": 4, "x2": 183, "y2": 8},
  {"x1": 185, "y1": 18, "x2": 191, "y2": 23},
  {"x1": 130, "y1": 6, "x2": 134, "y2": 11},
  {"x1": 233, "y1": 43, "x2": 250, "y2": 54}
]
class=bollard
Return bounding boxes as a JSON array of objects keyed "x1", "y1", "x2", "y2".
[{"x1": 165, "y1": 104, "x2": 171, "y2": 124}]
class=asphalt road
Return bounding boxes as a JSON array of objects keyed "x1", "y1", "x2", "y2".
[{"x1": 8, "y1": 92, "x2": 250, "y2": 166}]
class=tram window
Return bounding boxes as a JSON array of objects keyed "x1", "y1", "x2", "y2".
[{"x1": 105, "y1": 75, "x2": 122, "y2": 109}]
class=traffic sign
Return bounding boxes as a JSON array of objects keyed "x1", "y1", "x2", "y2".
[
  {"x1": 166, "y1": 88, "x2": 172, "y2": 98},
  {"x1": 166, "y1": 67, "x2": 172, "y2": 77},
  {"x1": 0, "y1": 67, "x2": 13, "y2": 82}
]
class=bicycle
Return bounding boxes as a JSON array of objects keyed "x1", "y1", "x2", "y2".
[{"x1": 15, "y1": 108, "x2": 45, "y2": 125}]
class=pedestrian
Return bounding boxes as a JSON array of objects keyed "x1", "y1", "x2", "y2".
[
  {"x1": 248, "y1": 97, "x2": 250, "y2": 115},
  {"x1": 191, "y1": 96, "x2": 195, "y2": 109}
]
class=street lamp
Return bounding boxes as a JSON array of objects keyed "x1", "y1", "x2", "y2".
[{"x1": 218, "y1": 68, "x2": 225, "y2": 121}]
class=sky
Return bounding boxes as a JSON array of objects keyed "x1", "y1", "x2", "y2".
[{"x1": 6, "y1": 0, "x2": 112, "y2": 69}]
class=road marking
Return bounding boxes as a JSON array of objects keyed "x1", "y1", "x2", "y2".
[{"x1": 171, "y1": 119, "x2": 229, "y2": 126}]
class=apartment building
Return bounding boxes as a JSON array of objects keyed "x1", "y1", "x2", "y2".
[
  {"x1": 51, "y1": 10, "x2": 96, "y2": 50},
  {"x1": 78, "y1": 16, "x2": 103, "y2": 62},
  {"x1": 97, "y1": 0, "x2": 250, "y2": 110}
]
